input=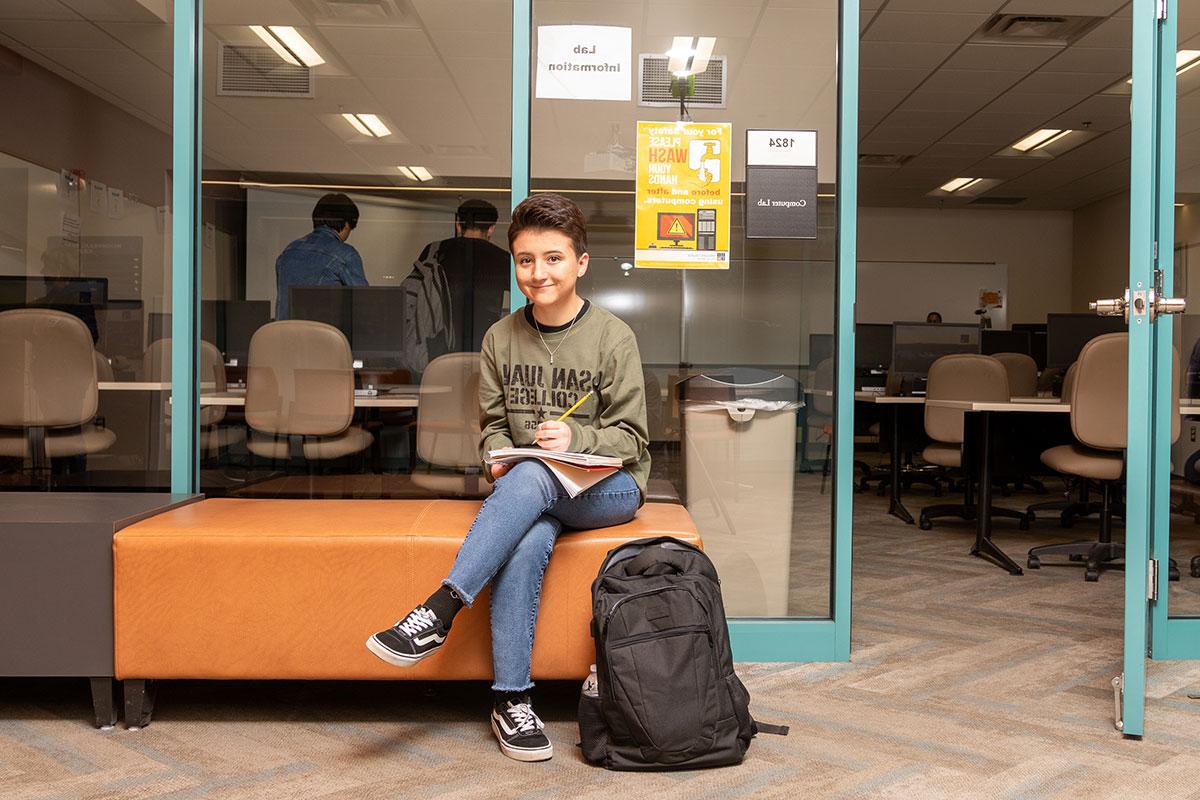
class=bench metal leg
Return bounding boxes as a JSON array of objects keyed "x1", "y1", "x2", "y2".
[
  {"x1": 123, "y1": 679, "x2": 157, "y2": 729},
  {"x1": 89, "y1": 677, "x2": 117, "y2": 729}
]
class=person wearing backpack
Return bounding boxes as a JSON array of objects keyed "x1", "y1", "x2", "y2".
[{"x1": 366, "y1": 192, "x2": 651, "y2": 762}]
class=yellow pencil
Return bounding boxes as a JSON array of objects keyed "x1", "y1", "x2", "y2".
[{"x1": 556, "y1": 391, "x2": 593, "y2": 422}]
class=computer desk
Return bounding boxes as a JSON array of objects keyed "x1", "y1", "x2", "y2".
[
  {"x1": 98, "y1": 383, "x2": 428, "y2": 408},
  {"x1": 855, "y1": 393, "x2": 925, "y2": 524},
  {"x1": 926, "y1": 398, "x2": 1200, "y2": 575}
]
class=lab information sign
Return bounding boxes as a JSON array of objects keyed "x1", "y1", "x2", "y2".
[{"x1": 635, "y1": 121, "x2": 731, "y2": 269}]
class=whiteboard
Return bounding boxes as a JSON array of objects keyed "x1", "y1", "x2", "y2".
[{"x1": 856, "y1": 261, "x2": 1008, "y2": 329}]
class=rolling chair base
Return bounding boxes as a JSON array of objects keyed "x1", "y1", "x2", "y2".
[
  {"x1": 918, "y1": 503, "x2": 1030, "y2": 532},
  {"x1": 1029, "y1": 542, "x2": 1181, "y2": 582}
]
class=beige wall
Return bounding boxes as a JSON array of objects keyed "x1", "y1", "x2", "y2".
[
  {"x1": 858, "y1": 206, "x2": 1074, "y2": 324},
  {"x1": 859, "y1": 206, "x2": 1075, "y2": 326},
  {"x1": 1071, "y1": 192, "x2": 1130, "y2": 312}
]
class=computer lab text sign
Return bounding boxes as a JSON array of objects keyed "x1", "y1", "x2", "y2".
[
  {"x1": 535, "y1": 25, "x2": 631, "y2": 101},
  {"x1": 745, "y1": 130, "x2": 818, "y2": 239}
]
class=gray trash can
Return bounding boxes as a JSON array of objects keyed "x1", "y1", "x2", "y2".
[{"x1": 680, "y1": 369, "x2": 802, "y2": 616}]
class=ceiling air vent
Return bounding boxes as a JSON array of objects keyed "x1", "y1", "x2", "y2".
[
  {"x1": 297, "y1": 0, "x2": 414, "y2": 23},
  {"x1": 859, "y1": 153, "x2": 913, "y2": 168},
  {"x1": 638, "y1": 54, "x2": 726, "y2": 108},
  {"x1": 218, "y1": 44, "x2": 315, "y2": 98},
  {"x1": 970, "y1": 14, "x2": 1104, "y2": 47},
  {"x1": 969, "y1": 196, "x2": 1026, "y2": 206}
]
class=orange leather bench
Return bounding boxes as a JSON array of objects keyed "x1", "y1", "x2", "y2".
[{"x1": 113, "y1": 498, "x2": 699, "y2": 721}]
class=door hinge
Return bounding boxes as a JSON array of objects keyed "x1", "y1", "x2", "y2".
[
  {"x1": 1158, "y1": 0, "x2": 1169, "y2": 20},
  {"x1": 1113, "y1": 674, "x2": 1125, "y2": 731},
  {"x1": 1149, "y1": 559, "x2": 1159, "y2": 601}
]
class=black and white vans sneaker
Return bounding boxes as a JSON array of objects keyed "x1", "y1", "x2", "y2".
[
  {"x1": 365, "y1": 606, "x2": 449, "y2": 668},
  {"x1": 491, "y1": 699, "x2": 553, "y2": 762}
]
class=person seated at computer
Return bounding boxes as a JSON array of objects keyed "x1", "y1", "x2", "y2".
[
  {"x1": 274, "y1": 193, "x2": 367, "y2": 320},
  {"x1": 926, "y1": 311, "x2": 942, "y2": 324},
  {"x1": 401, "y1": 199, "x2": 511, "y2": 373}
]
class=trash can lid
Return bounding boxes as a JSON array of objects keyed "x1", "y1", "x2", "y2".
[{"x1": 679, "y1": 368, "x2": 800, "y2": 405}]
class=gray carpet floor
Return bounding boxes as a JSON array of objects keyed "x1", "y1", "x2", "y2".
[{"x1": 4, "y1": 473, "x2": 1200, "y2": 798}]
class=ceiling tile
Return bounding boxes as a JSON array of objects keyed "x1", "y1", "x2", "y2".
[
  {"x1": 860, "y1": 41, "x2": 956, "y2": 72},
  {"x1": 860, "y1": 67, "x2": 932, "y2": 93},
  {"x1": 940, "y1": 43, "x2": 1059, "y2": 72},
  {"x1": 1072, "y1": 16, "x2": 1130, "y2": 48},
  {"x1": 412, "y1": 0, "x2": 513, "y2": 32},
  {"x1": 983, "y1": 91, "x2": 1084, "y2": 116},
  {"x1": 999, "y1": 0, "x2": 1127, "y2": 14},
  {"x1": 902, "y1": 88, "x2": 987, "y2": 113},
  {"x1": 320, "y1": 26, "x2": 434, "y2": 58},
  {"x1": 863, "y1": 11, "x2": 991, "y2": 44},
  {"x1": 1040, "y1": 47, "x2": 1129, "y2": 76},
  {"x1": 884, "y1": 0, "x2": 1005, "y2": 11},
  {"x1": 0, "y1": 18, "x2": 120, "y2": 48},
  {"x1": 919, "y1": 68, "x2": 1024, "y2": 94}
]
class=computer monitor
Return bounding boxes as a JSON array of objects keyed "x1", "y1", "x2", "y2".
[
  {"x1": 289, "y1": 286, "x2": 407, "y2": 368},
  {"x1": 981, "y1": 329, "x2": 1031, "y2": 356},
  {"x1": 1012, "y1": 322, "x2": 1047, "y2": 335},
  {"x1": 1029, "y1": 331, "x2": 1048, "y2": 371},
  {"x1": 0, "y1": 275, "x2": 108, "y2": 308},
  {"x1": 289, "y1": 286, "x2": 353, "y2": 344},
  {"x1": 855, "y1": 323, "x2": 892, "y2": 369},
  {"x1": 349, "y1": 287, "x2": 406, "y2": 368},
  {"x1": 200, "y1": 300, "x2": 271, "y2": 364},
  {"x1": 1046, "y1": 313, "x2": 1125, "y2": 369},
  {"x1": 891, "y1": 321, "x2": 981, "y2": 393},
  {"x1": 809, "y1": 333, "x2": 834, "y2": 368}
]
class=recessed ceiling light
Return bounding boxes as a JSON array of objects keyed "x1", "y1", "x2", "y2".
[
  {"x1": 1011, "y1": 128, "x2": 1073, "y2": 152},
  {"x1": 667, "y1": 36, "x2": 715, "y2": 77},
  {"x1": 249, "y1": 25, "x2": 324, "y2": 67},
  {"x1": 342, "y1": 113, "x2": 390, "y2": 138},
  {"x1": 1177, "y1": 49, "x2": 1200, "y2": 76},
  {"x1": 939, "y1": 177, "x2": 983, "y2": 193},
  {"x1": 396, "y1": 166, "x2": 433, "y2": 182}
]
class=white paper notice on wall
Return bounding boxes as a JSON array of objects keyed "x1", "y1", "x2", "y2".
[
  {"x1": 536, "y1": 25, "x2": 631, "y2": 101},
  {"x1": 89, "y1": 180, "x2": 108, "y2": 215},
  {"x1": 107, "y1": 187, "x2": 124, "y2": 219},
  {"x1": 60, "y1": 211, "x2": 80, "y2": 246}
]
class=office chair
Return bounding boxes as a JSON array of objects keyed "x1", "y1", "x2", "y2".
[
  {"x1": 93, "y1": 350, "x2": 115, "y2": 383},
  {"x1": 244, "y1": 320, "x2": 373, "y2": 466},
  {"x1": 1027, "y1": 333, "x2": 1180, "y2": 581},
  {"x1": 142, "y1": 338, "x2": 246, "y2": 458},
  {"x1": 0, "y1": 309, "x2": 116, "y2": 480},
  {"x1": 1027, "y1": 363, "x2": 1104, "y2": 525},
  {"x1": 993, "y1": 352, "x2": 1038, "y2": 397},
  {"x1": 409, "y1": 351, "x2": 490, "y2": 498},
  {"x1": 917, "y1": 354, "x2": 1031, "y2": 531}
]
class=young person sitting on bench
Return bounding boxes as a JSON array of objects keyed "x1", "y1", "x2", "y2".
[{"x1": 366, "y1": 192, "x2": 650, "y2": 762}]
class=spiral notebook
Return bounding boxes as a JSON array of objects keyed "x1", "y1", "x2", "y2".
[{"x1": 486, "y1": 448, "x2": 622, "y2": 498}]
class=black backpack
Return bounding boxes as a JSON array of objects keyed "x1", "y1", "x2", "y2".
[{"x1": 578, "y1": 536, "x2": 787, "y2": 771}]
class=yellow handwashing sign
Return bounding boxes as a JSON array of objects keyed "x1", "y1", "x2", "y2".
[{"x1": 635, "y1": 121, "x2": 732, "y2": 269}]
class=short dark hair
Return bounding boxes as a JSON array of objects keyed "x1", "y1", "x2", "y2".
[
  {"x1": 312, "y1": 193, "x2": 359, "y2": 231},
  {"x1": 507, "y1": 193, "x2": 587, "y2": 257},
  {"x1": 926, "y1": 311, "x2": 943, "y2": 323},
  {"x1": 456, "y1": 199, "x2": 499, "y2": 232}
]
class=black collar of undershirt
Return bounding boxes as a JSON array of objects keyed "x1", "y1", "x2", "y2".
[{"x1": 524, "y1": 299, "x2": 590, "y2": 333}]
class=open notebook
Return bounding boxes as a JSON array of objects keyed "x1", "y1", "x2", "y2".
[{"x1": 486, "y1": 448, "x2": 622, "y2": 498}]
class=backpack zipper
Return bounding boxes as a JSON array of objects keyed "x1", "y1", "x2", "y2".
[
  {"x1": 603, "y1": 585, "x2": 698, "y2": 638},
  {"x1": 607, "y1": 624, "x2": 711, "y2": 649}
]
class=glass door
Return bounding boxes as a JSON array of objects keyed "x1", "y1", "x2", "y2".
[
  {"x1": 1151, "y1": 0, "x2": 1200, "y2": 665},
  {"x1": 522, "y1": 0, "x2": 858, "y2": 660},
  {"x1": 1126, "y1": 0, "x2": 1193, "y2": 737}
]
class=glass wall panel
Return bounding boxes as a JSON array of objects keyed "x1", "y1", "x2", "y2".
[
  {"x1": 198, "y1": 1, "x2": 512, "y2": 498},
  {"x1": 1170, "y1": 0, "x2": 1200, "y2": 616},
  {"x1": 0, "y1": 0, "x2": 174, "y2": 491},
  {"x1": 531, "y1": 0, "x2": 840, "y2": 616}
]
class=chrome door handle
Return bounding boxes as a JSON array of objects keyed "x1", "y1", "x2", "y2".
[
  {"x1": 1149, "y1": 289, "x2": 1186, "y2": 321},
  {"x1": 1090, "y1": 289, "x2": 1130, "y2": 323}
]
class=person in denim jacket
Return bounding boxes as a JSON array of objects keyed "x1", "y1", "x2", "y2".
[{"x1": 274, "y1": 192, "x2": 368, "y2": 320}]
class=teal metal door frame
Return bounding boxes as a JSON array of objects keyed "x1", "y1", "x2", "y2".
[
  {"x1": 169, "y1": 0, "x2": 202, "y2": 495},
  {"x1": 1124, "y1": 0, "x2": 1177, "y2": 736}
]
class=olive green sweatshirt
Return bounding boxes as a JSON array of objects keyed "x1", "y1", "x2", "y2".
[{"x1": 479, "y1": 300, "x2": 651, "y2": 498}]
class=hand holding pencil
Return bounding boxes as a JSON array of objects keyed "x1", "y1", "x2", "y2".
[{"x1": 535, "y1": 391, "x2": 592, "y2": 452}]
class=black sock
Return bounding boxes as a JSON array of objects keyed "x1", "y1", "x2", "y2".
[
  {"x1": 494, "y1": 689, "x2": 529, "y2": 710},
  {"x1": 423, "y1": 585, "x2": 463, "y2": 626}
]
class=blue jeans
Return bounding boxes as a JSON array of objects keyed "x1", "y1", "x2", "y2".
[{"x1": 444, "y1": 460, "x2": 641, "y2": 692}]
